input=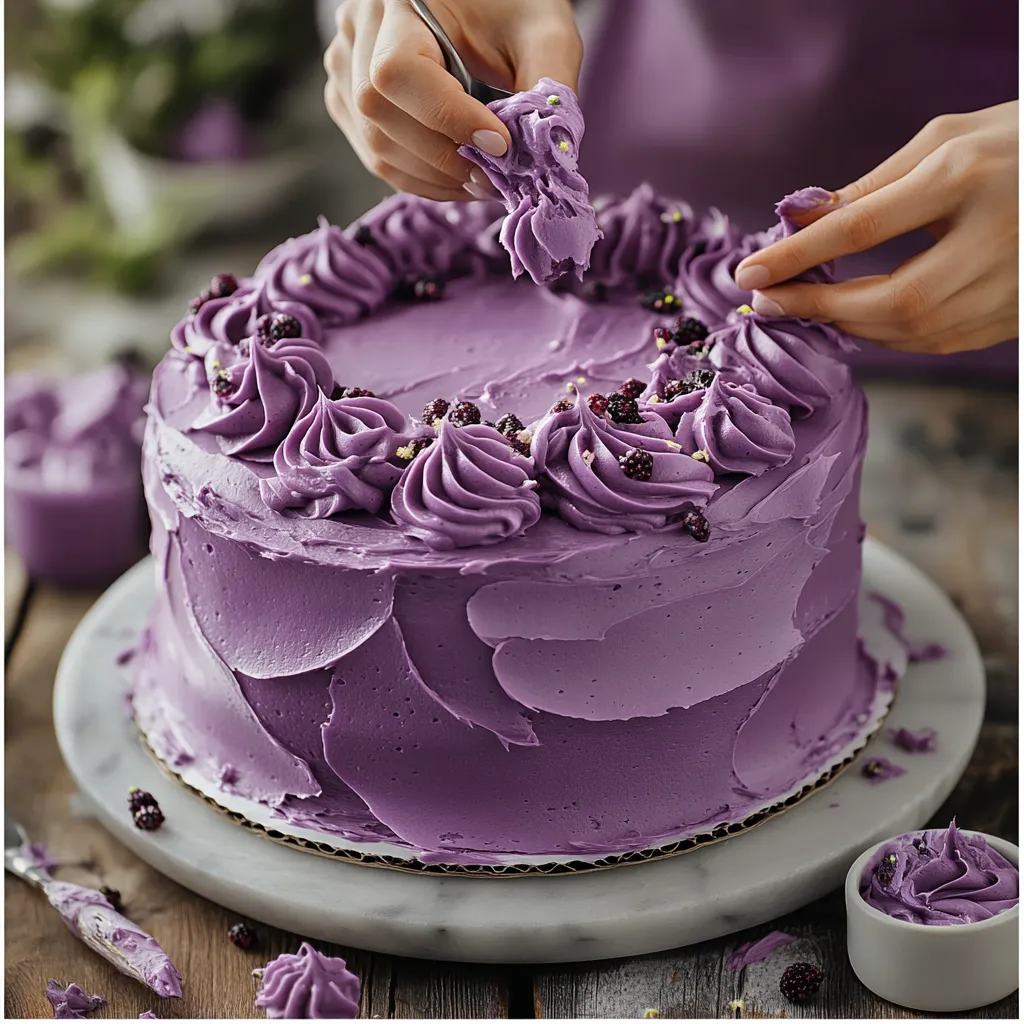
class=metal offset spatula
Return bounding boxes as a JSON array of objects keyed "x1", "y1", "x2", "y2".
[{"x1": 408, "y1": 0, "x2": 512, "y2": 103}]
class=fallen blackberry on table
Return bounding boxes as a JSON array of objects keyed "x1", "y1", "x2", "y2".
[
  {"x1": 132, "y1": 804, "x2": 165, "y2": 832},
  {"x1": 99, "y1": 886, "x2": 123, "y2": 913},
  {"x1": 228, "y1": 922, "x2": 259, "y2": 950},
  {"x1": 779, "y1": 962, "x2": 823, "y2": 1004},
  {"x1": 127, "y1": 788, "x2": 156, "y2": 814}
]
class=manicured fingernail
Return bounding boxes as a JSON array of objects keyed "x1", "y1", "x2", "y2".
[
  {"x1": 463, "y1": 181, "x2": 492, "y2": 200},
  {"x1": 752, "y1": 292, "x2": 784, "y2": 317},
  {"x1": 734, "y1": 264, "x2": 771, "y2": 290},
  {"x1": 469, "y1": 168, "x2": 500, "y2": 197},
  {"x1": 470, "y1": 129, "x2": 507, "y2": 157}
]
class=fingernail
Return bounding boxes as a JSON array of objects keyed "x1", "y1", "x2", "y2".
[
  {"x1": 463, "y1": 181, "x2": 492, "y2": 201},
  {"x1": 469, "y1": 167, "x2": 500, "y2": 197},
  {"x1": 471, "y1": 129, "x2": 508, "y2": 157},
  {"x1": 734, "y1": 264, "x2": 771, "y2": 291},
  {"x1": 752, "y1": 291, "x2": 784, "y2": 317}
]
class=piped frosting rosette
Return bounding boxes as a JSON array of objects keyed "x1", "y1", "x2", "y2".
[
  {"x1": 260, "y1": 392, "x2": 423, "y2": 517},
  {"x1": 391, "y1": 420, "x2": 541, "y2": 550},
  {"x1": 192, "y1": 337, "x2": 334, "y2": 461},
  {"x1": 254, "y1": 942, "x2": 360, "y2": 1019},
  {"x1": 172, "y1": 279, "x2": 321, "y2": 358},
  {"x1": 530, "y1": 391, "x2": 716, "y2": 534},
  {"x1": 255, "y1": 216, "x2": 392, "y2": 325},
  {"x1": 459, "y1": 78, "x2": 601, "y2": 285},
  {"x1": 642, "y1": 350, "x2": 716, "y2": 428},
  {"x1": 588, "y1": 184, "x2": 694, "y2": 289},
  {"x1": 676, "y1": 374, "x2": 796, "y2": 476}
]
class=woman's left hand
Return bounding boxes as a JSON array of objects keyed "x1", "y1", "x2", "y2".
[{"x1": 734, "y1": 101, "x2": 1019, "y2": 354}]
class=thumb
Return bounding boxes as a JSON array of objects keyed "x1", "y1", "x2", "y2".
[{"x1": 510, "y1": 18, "x2": 584, "y2": 93}]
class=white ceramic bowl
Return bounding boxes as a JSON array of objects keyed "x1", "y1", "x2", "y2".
[{"x1": 846, "y1": 831, "x2": 1019, "y2": 1012}]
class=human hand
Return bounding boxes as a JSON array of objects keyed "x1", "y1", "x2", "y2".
[
  {"x1": 324, "y1": 0, "x2": 582, "y2": 202},
  {"x1": 735, "y1": 102, "x2": 1019, "y2": 354}
]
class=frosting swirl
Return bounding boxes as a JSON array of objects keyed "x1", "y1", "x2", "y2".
[
  {"x1": 676, "y1": 208, "x2": 755, "y2": 324},
  {"x1": 676, "y1": 376, "x2": 796, "y2": 476},
  {"x1": 391, "y1": 421, "x2": 540, "y2": 550},
  {"x1": 710, "y1": 313, "x2": 851, "y2": 416},
  {"x1": 255, "y1": 216, "x2": 392, "y2": 325},
  {"x1": 530, "y1": 391, "x2": 715, "y2": 535},
  {"x1": 459, "y1": 78, "x2": 601, "y2": 285},
  {"x1": 589, "y1": 184, "x2": 694, "y2": 288},
  {"x1": 192, "y1": 338, "x2": 334, "y2": 460},
  {"x1": 171, "y1": 279, "x2": 321, "y2": 357},
  {"x1": 254, "y1": 942, "x2": 360, "y2": 1019},
  {"x1": 861, "y1": 821, "x2": 1019, "y2": 926},
  {"x1": 260, "y1": 392, "x2": 420, "y2": 517}
]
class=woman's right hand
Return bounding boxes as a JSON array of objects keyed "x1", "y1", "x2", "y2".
[{"x1": 324, "y1": 0, "x2": 582, "y2": 202}]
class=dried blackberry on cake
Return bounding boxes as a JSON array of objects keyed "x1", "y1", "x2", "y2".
[
  {"x1": 618, "y1": 378, "x2": 646, "y2": 400},
  {"x1": 448, "y1": 401, "x2": 482, "y2": 427},
  {"x1": 255, "y1": 313, "x2": 302, "y2": 345},
  {"x1": 550, "y1": 398, "x2": 574, "y2": 413},
  {"x1": 619, "y1": 447, "x2": 654, "y2": 481},
  {"x1": 495, "y1": 413, "x2": 524, "y2": 437},
  {"x1": 336, "y1": 387, "x2": 375, "y2": 399},
  {"x1": 412, "y1": 277, "x2": 444, "y2": 301},
  {"x1": 687, "y1": 369, "x2": 716, "y2": 390},
  {"x1": 208, "y1": 273, "x2": 239, "y2": 299},
  {"x1": 507, "y1": 431, "x2": 532, "y2": 457},
  {"x1": 606, "y1": 391, "x2": 644, "y2": 425},
  {"x1": 779, "y1": 963, "x2": 823, "y2": 1004},
  {"x1": 424, "y1": 399, "x2": 452, "y2": 425},
  {"x1": 673, "y1": 317, "x2": 709, "y2": 346},
  {"x1": 639, "y1": 290, "x2": 681, "y2": 313},
  {"x1": 681, "y1": 510, "x2": 711, "y2": 543},
  {"x1": 353, "y1": 224, "x2": 374, "y2": 246},
  {"x1": 587, "y1": 393, "x2": 609, "y2": 417},
  {"x1": 228, "y1": 923, "x2": 259, "y2": 950}
]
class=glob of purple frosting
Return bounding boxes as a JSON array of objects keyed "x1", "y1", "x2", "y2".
[
  {"x1": 46, "y1": 980, "x2": 106, "y2": 1019},
  {"x1": 861, "y1": 821, "x2": 1019, "y2": 925},
  {"x1": 459, "y1": 78, "x2": 601, "y2": 285},
  {"x1": 254, "y1": 942, "x2": 360, "y2": 1019}
]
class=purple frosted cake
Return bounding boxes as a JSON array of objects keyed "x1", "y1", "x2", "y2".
[{"x1": 130, "y1": 177, "x2": 896, "y2": 864}]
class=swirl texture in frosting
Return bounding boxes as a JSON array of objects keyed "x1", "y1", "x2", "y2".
[
  {"x1": 390, "y1": 421, "x2": 540, "y2": 550},
  {"x1": 260, "y1": 391, "x2": 420, "y2": 517},
  {"x1": 254, "y1": 942, "x2": 360, "y2": 1019},
  {"x1": 860, "y1": 821, "x2": 1019, "y2": 926},
  {"x1": 192, "y1": 337, "x2": 334, "y2": 461},
  {"x1": 676, "y1": 375, "x2": 796, "y2": 476},
  {"x1": 255, "y1": 216, "x2": 392, "y2": 325},
  {"x1": 710, "y1": 313, "x2": 851, "y2": 416},
  {"x1": 530, "y1": 391, "x2": 715, "y2": 535},
  {"x1": 459, "y1": 78, "x2": 601, "y2": 285}
]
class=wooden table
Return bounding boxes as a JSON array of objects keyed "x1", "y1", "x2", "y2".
[{"x1": 5, "y1": 380, "x2": 1018, "y2": 1020}]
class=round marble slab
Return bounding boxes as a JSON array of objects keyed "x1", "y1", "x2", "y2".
[{"x1": 54, "y1": 539, "x2": 983, "y2": 963}]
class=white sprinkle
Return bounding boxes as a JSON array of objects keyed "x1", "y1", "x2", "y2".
[
  {"x1": 445, "y1": 209, "x2": 461, "y2": 224},
  {"x1": 648, "y1": 394, "x2": 662, "y2": 404},
  {"x1": 548, "y1": 338, "x2": 563, "y2": 351},
  {"x1": 516, "y1": 430, "x2": 532, "y2": 444},
  {"x1": 520, "y1": 479, "x2": 538, "y2": 489},
  {"x1": 581, "y1": 449, "x2": 595, "y2": 466},
  {"x1": 691, "y1": 449, "x2": 710, "y2": 462},
  {"x1": 566, "y1": 381, "x2": 577, "y2": 393},
  {"x1": 299, "y1": 273, "x2": 312, "y2": 286},
  {"x1": 664, "y1": 440, "x2": 682, "y2": 451}
]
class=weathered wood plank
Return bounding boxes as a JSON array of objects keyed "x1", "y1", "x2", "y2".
[
  {"x1": 4, "y1": 548, "x2": 30, "y2": 650},
  {"x1": 391, "y1": 959, "x2": 509, "y2": 1019}
]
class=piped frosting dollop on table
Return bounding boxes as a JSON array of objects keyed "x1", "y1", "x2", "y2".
[
  {"x1": 254, "y1": 943, "x2": 360, "y2": 1019},
  {"x1": 460, "y1": 77, "x2": 600, "y2": 284}
]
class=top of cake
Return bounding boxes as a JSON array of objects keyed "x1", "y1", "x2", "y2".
[{"x1": 149, "y1": 179, "x2": 859, "y2": 570}]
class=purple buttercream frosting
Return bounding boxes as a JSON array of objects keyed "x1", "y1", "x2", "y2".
[
  {"x1": 46, "y1": 980, "x2": 106, "y2": 1020},
  {"x1": 390, "y1": 421, "x2": 540, "y2": 550},
  {"x1": 460, "y1": 78, "x2": 601, "y2": 285},
  {"x1": 260, "y1": 392, "x2": 418, "y2": 517},
  {"x1": 254, "y1": 942, "x2": 360, "y2": 1019},
  {"x1": 861, "y1": 755, "x2": 906, "y2": 784},
  {"x1": 45, "y1": 882, "x2": 182, "y2": 998},
  {"x1": 861, "y1": 821, "x2": 1019, "y2": 925},
  {"x1": 530, "y1": 390, "x2": 715, "y2": 534},
  {"x1": 192, "y1": 337, "x2": 334, "y2": 461},
  {"x1": 676, "y1": 376, "x2": 796, "y2": 476},
  {"x1": 255, "y1": 216, "x2": 392, "y2": 326},
  {"x1": 726, "y1": 930, "x2": 796, "y2": 970},
  {"x1": 710, "y1": 313, "x2": 852, "y2": 416}
]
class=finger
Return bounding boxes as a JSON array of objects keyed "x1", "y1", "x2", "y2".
[
  {"x1": 363, "y1": 117, "x2": 472, "y2": 190},
  {"x1": 735, "y1": 162, "x2": 955, "y2": 289},
  {"x1": 509, "y1": 14, "x2": 584, "y2": 92},
  {"x1": 370, "y1": 2, "x2": 510, "y2": 156},
  {"x1": 372, "y1": 163, "x2": 471, "y2": 203}
]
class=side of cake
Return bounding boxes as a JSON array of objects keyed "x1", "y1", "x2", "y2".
[{"x1": 130, "y1": 184, "x2": 892, "y2": 863}]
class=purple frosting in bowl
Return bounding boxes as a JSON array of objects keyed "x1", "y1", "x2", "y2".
[
  {"x1": 254, "y1": 942, "x2": 359, "y2": 1019},
  {"x1": 861, "y1": 821, "x2": 1019, "y2": 926},
  {"x1": 390, "y1": 421, "x2": 541, "y2": 550},
  {"x1": 460, "y1": 78, "x2": 601, "y2": 285}
]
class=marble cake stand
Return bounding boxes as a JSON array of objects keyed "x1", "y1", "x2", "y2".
[{"x1": 53, "y1": 539, "x2": 983, "y2": 964}]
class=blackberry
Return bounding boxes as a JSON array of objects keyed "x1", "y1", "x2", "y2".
[
  {"x1": 336, "y1": 387, "x2": 375, "y2": 399},
  {"x1": 228, "y1": 923, "x2": 259, "y2": 950},
  {"x1": 912, "y1": 836, "x2": 932, "y2": 858},
  {"x1": 779, "y1": 963, "x2": 823, "y2": 1004},
  {"x1": 689, "y1": 239, "x2": 708, "y2": 257},
  {"x1": 397, "y1": 437, "x2": 434, "y2": 460},
  {"x1": 508, "y1": 432, "x2": 532, "y2": 458},
  {"x1": 132, "y1": 804, "x2": 165, "y2": 832},
  {"x1": 330, "y1": 384, "x2": 346, "y2": 400},
  {"x1": 423, "y1": 398, "x2": 451, "y2": 425},
  {"x1": 353, "y1": 224, "x2": 374, "y2": 246},
  {"x1": 618, "y1": 378, "x2": 646, "y2": 400},
  {"x1": 673, "y1": 317, "x2": 709, "y2": 345},
  {"x1": 875, "y1": 853, "x2": 897, "y2": 888},
  {"x1": 681, "y1": 510, "x2": 711, "y2": 543},
  {"x1": 127, "y1": 788, "x2": 156, "y2": 814},
  {"x1": 495, "y1": 412, "x2": 524, "y2": 437},
  {"x1": 255, "y1": 312, "x2": 302, "y2": 345},
  {"x1": 619, "y1": 447, "x2": 654, "y2": 481},
  {"x1": 606, "y1": 391, "x2": 644, "y2": 425},
  {"x1": 550, "y1": 398, "x2": 574, "y2": 413},
  {"x1": 587, "y1": 393, "x2": 609, "y2": 417},
  {"x1": 661, "y1": 379, "x2": 687, "y2": 402},
  {"x1": 188, "y1": 291, "x2": 211, "y2": 316},
  {"x1": 413, "y1": 277, "x2": 444, "y2": 301},
  {"x1": 448, "y1": 401, "x2": 482, "y2": 427},
  {"x1": 639, "y1": 290, "x2": 681, "y2": 313},
  {"x1": 211, "y1": 373, "x2": 236, "y2": 400},
  {"x1": 687, "y1": 369, "x2": 716, "y2": 390},
  {"x1": 209, "y1": 273, "x2": 239, "y2": 299},
  {"x1": 99, "y1": 886, "x2": 123, "y2": 913}
]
